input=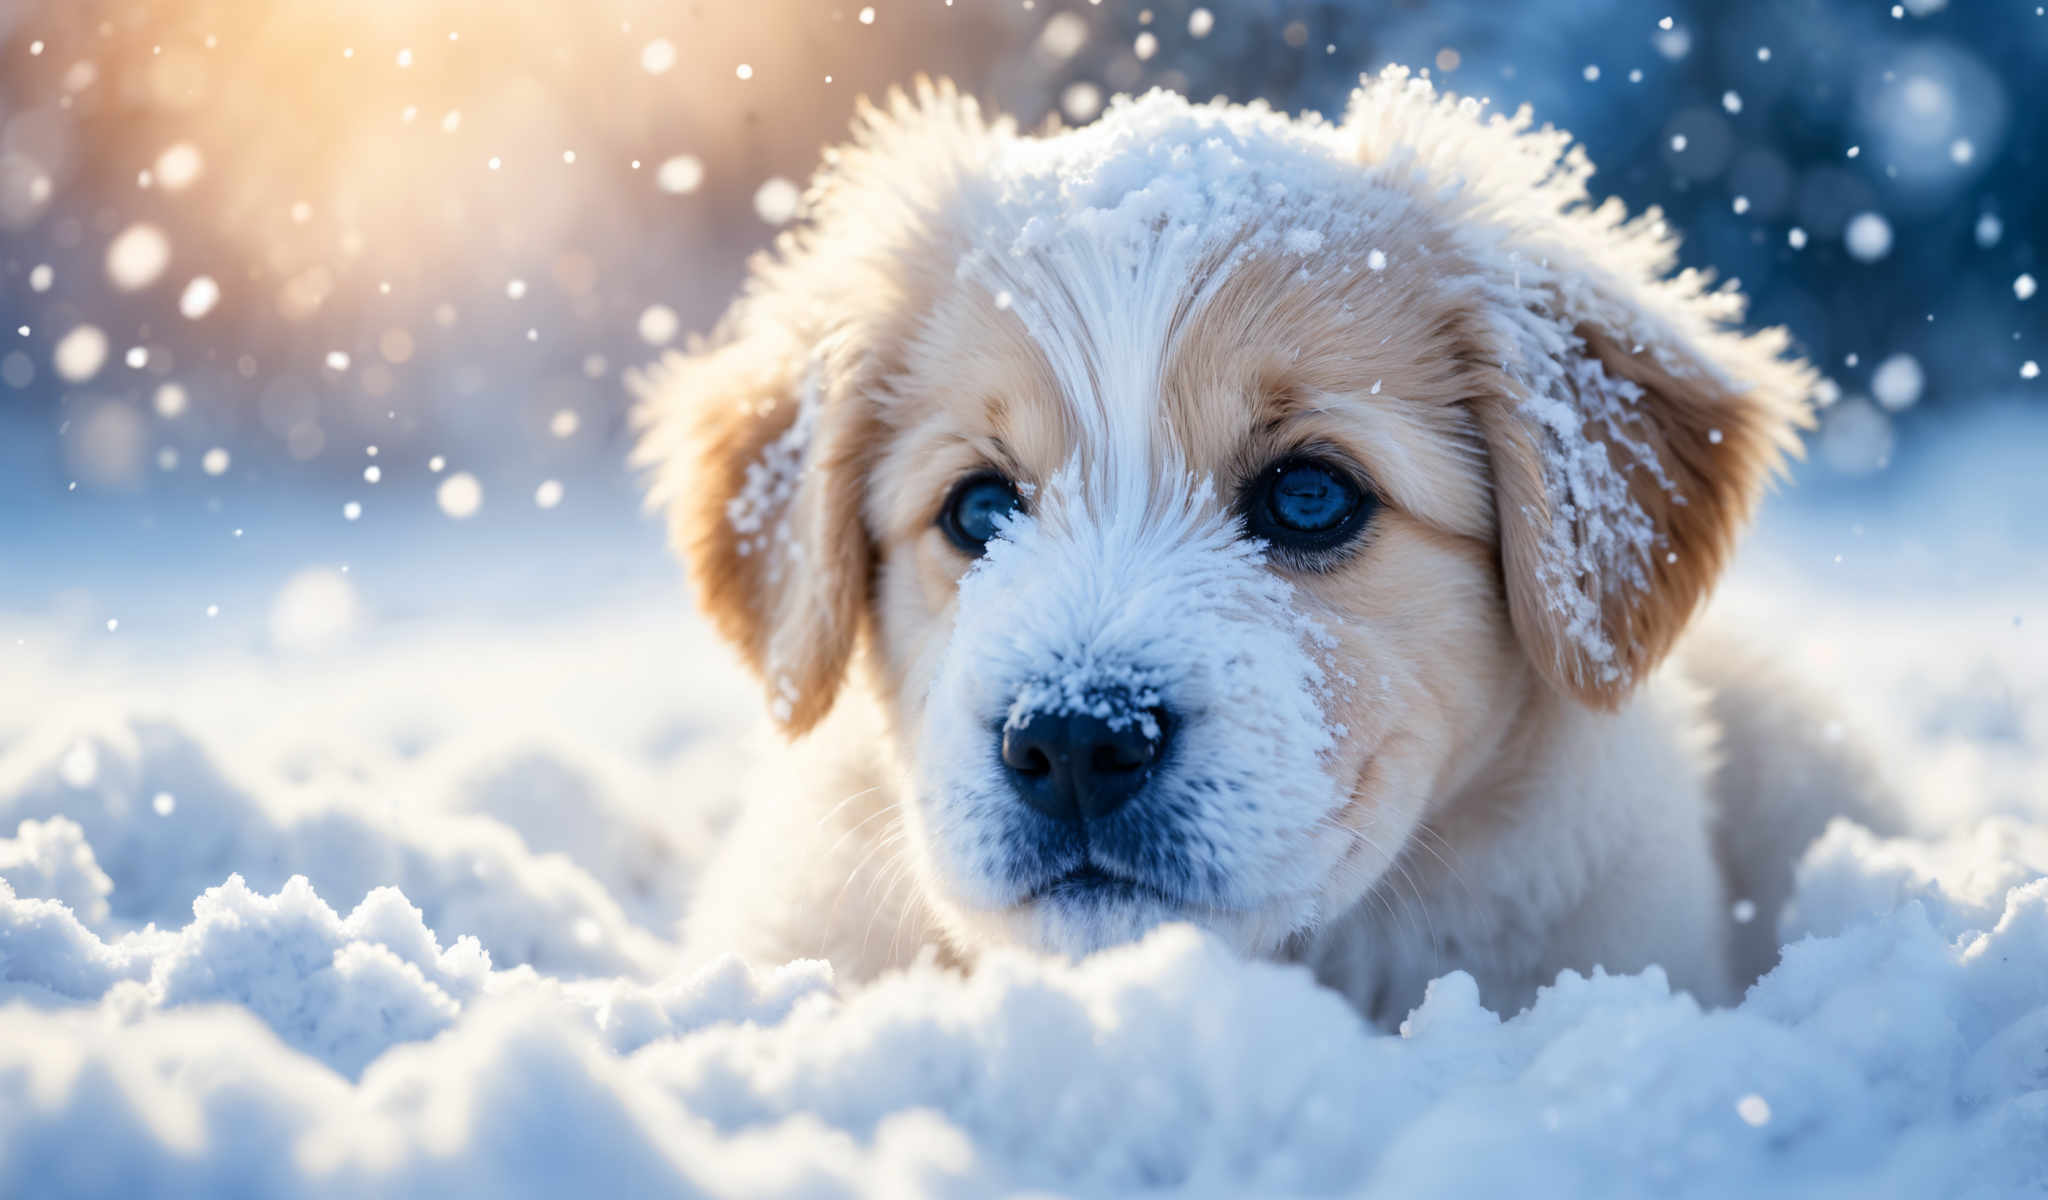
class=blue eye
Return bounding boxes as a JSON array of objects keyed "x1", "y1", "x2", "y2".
[
  {"x1": 1242, "y1": 457, "x2": 1375, "y2": 562},
  {"x1": 939, "y1": 472, "x2": 1025, "y2": 554},
  {"x1": 1269, "y1": 464, "x2": 1355, "y2": 531}
]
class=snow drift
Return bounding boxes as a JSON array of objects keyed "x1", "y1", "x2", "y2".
[{"x1": 2, "y1": 561, "x2": 2044, "y2": 1197}]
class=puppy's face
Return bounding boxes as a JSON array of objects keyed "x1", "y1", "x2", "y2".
[
  {"x1": 637, "y1": 75, "x2": 1813, "y2": 962},
  {"x1": 861, "y1": 243, "x2": 1520, "y2": 956}
]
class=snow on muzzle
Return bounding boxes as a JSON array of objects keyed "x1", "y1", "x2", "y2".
[{"x1": 911, "y1": 476, "x2": 1350, "y2": 939}]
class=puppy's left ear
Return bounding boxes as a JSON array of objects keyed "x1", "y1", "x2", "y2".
[{"x1": 1471, "y1": 287, "x2": 1815, "y2": 708}]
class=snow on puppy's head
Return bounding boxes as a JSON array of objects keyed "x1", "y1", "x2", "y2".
[{"x1": 634, "y1": 71, "x2": 1815, "y2": 959}]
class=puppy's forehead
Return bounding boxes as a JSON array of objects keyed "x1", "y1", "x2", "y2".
[
  {"x1": 957, "y1": 98, "x2": 1367, "y2": 458},
  {"x1": 889, "y1": 94, "x2": 1487, "y2": 535}
]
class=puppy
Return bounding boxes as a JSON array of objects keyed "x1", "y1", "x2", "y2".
[{"x1": 633, "y1": 69, "x2": 1894, "y2": 1025}]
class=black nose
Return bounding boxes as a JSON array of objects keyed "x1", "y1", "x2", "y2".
[{"x1": 999, "y1": 703, "x2": 1170, "y2": 823}]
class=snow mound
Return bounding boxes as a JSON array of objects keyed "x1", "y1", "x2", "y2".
[
  {"x1": 0, "y1": 714, "x2": 680, "y2": 978},
  {"x1": 0, "y1": 665, "x2": 2042, "y2": 1196},
  {"x1": 4, "y1": 856, "x2": 2047, "y2": 1195}
]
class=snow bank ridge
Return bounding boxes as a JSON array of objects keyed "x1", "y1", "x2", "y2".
[{"x1": 3, "y1": 699, "x2": 2047, "y2": 1196}]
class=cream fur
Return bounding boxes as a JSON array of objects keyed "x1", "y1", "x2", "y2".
[{"x1": 633, "y1": 71, "x2": 1896, "y2": 1025}]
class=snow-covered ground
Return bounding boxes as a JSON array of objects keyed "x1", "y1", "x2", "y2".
[{"x1": 3, "y1": 405, "x2": 2045, "y2": 1197}]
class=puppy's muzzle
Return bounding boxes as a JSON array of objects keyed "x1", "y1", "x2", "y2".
[{"x1": 998, "y1": 690, "x2": 1173, "y2": 823}]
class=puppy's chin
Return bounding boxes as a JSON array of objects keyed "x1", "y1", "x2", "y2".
[
  {"x1": 1015, "y1": 877, "x2": 1182, "y2": 959},
  {"x1": 935, "y1": 871, "x2": 1308, "y2": 961}
]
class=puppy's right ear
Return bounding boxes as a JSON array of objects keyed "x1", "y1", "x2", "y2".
[
  {"x1": 631, "y1": 79, "x2": 991, "y2": 735},
  {"x1": 630, "y1": 328, "x2": 874, "y2": 736}
]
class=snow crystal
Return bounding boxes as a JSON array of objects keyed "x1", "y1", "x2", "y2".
[
  {"x1": 270, "y1": 569, "x2": 361, "y2": 654},
  {"x1": 753, "y1": 177, "x2": 802, "y2": 225},
  {"x1": 51, "y1": 325, "x2": 108, "y2": 383},
  {"x1": 1284, "y1": 227, "x2": 1324, "y2": 254},
  {"x1": 154, "y1": 142, "x2": 203, "y2": 191},
  {"x1": 1061, "y1": 81, "x2": 1104, "y2": 123},
  {"x1": 1134, "y1": 31, "x2": 1159, "y2": 61},
  {"x1": 534, "y1": 480, "x2": 564, "y2": 510},
  {"x1": 1189, "y1": 7, "x2": 1215, "y2": 37},
  {"x1": 639, "y1": 38, "x2": 676, "y2": 76},
  {"x1": 201, "y1": 446, "x2": 231, "y2": 476},
  {"x1": 2024, "y1": 361, "x2": 2041, "y2": 380},
  {"x1": 656, "y1": 155, "x2": 705, "y2": 195},
  {"x1": 28, "y1": 263, "x2": 52, "y2": 292},
  {"x1": 105, "y1": 223, "x2": 171, "y2": 291},
  {"x1": 1037, "y1": 12, "x2": 1087, "y2": 61},
  {"x1": 179, "y1": 274, "x2": 221, "y2": 319},
  {"x1": 437, "y1": 472, "x2": 484, "y2": 519},
  {"x1": 56, "y1": 742, "x2": 97, "y2": 789},
  {"x1": 1817, "y1": 398, "x2": 1893, "y2": 475},
  {"x1": 2016, "y1": 273, "x2": 2037, "y2": 301},
  {"x1": 1975, "y1": 212, "x2": 2003, "y2": 247},
  {"x1": 1844, "y1": 212, "x2": 1892, "y2": 262},
  {"x1": 637, "y1": 304, "x2": 680, "y2": 346},
  {"x1": 722, "y1": 370, "x2": 821, "y2": 565},
  {"x1": 1870, "y1": 353, "x2": 1924, "y2": 412}
]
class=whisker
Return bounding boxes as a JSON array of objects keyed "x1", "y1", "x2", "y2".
[
  {"x1": 1408, "y1": 822, "x2": 1478, "y2": 904},
  {"x1": 819, "y1": 822, "x2": 906, "y2": 956},
  {"x1": 813, "y1": 784, "x2": 884, "y2": 831},
  {"x1": 861, "y1": 858, "x2": 919, "y2": 967},
  {"x1": 820, "y1": 799, "x2": 899, "y2": 863}
]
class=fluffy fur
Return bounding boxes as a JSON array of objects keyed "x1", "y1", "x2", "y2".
[{"x1": 631, "y1": 69, "x2": 1897, "y2": 1024}]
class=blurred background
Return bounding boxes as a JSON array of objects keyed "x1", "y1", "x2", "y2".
[{"x1": 0, "y1": 0, "x2": 2041, "y2": 662}]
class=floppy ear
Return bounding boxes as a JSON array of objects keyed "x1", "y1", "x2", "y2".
[
  {"x1": 627, "y1": 81, "x2": 995, "y2": 736},
  {"x1": 1337, "y1": 66, "x2": 1816, "y2": 706},
  {"x1": 1471, "y1": 298, "x2": 1814, "y2": 708},
  {"x1": 630, "y1": 329, "x2": 875, "y2": 736}
]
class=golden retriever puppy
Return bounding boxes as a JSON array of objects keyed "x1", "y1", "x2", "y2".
[{"x1": 633, "y1": 69, "x2": 1894, "y2": 1025}]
